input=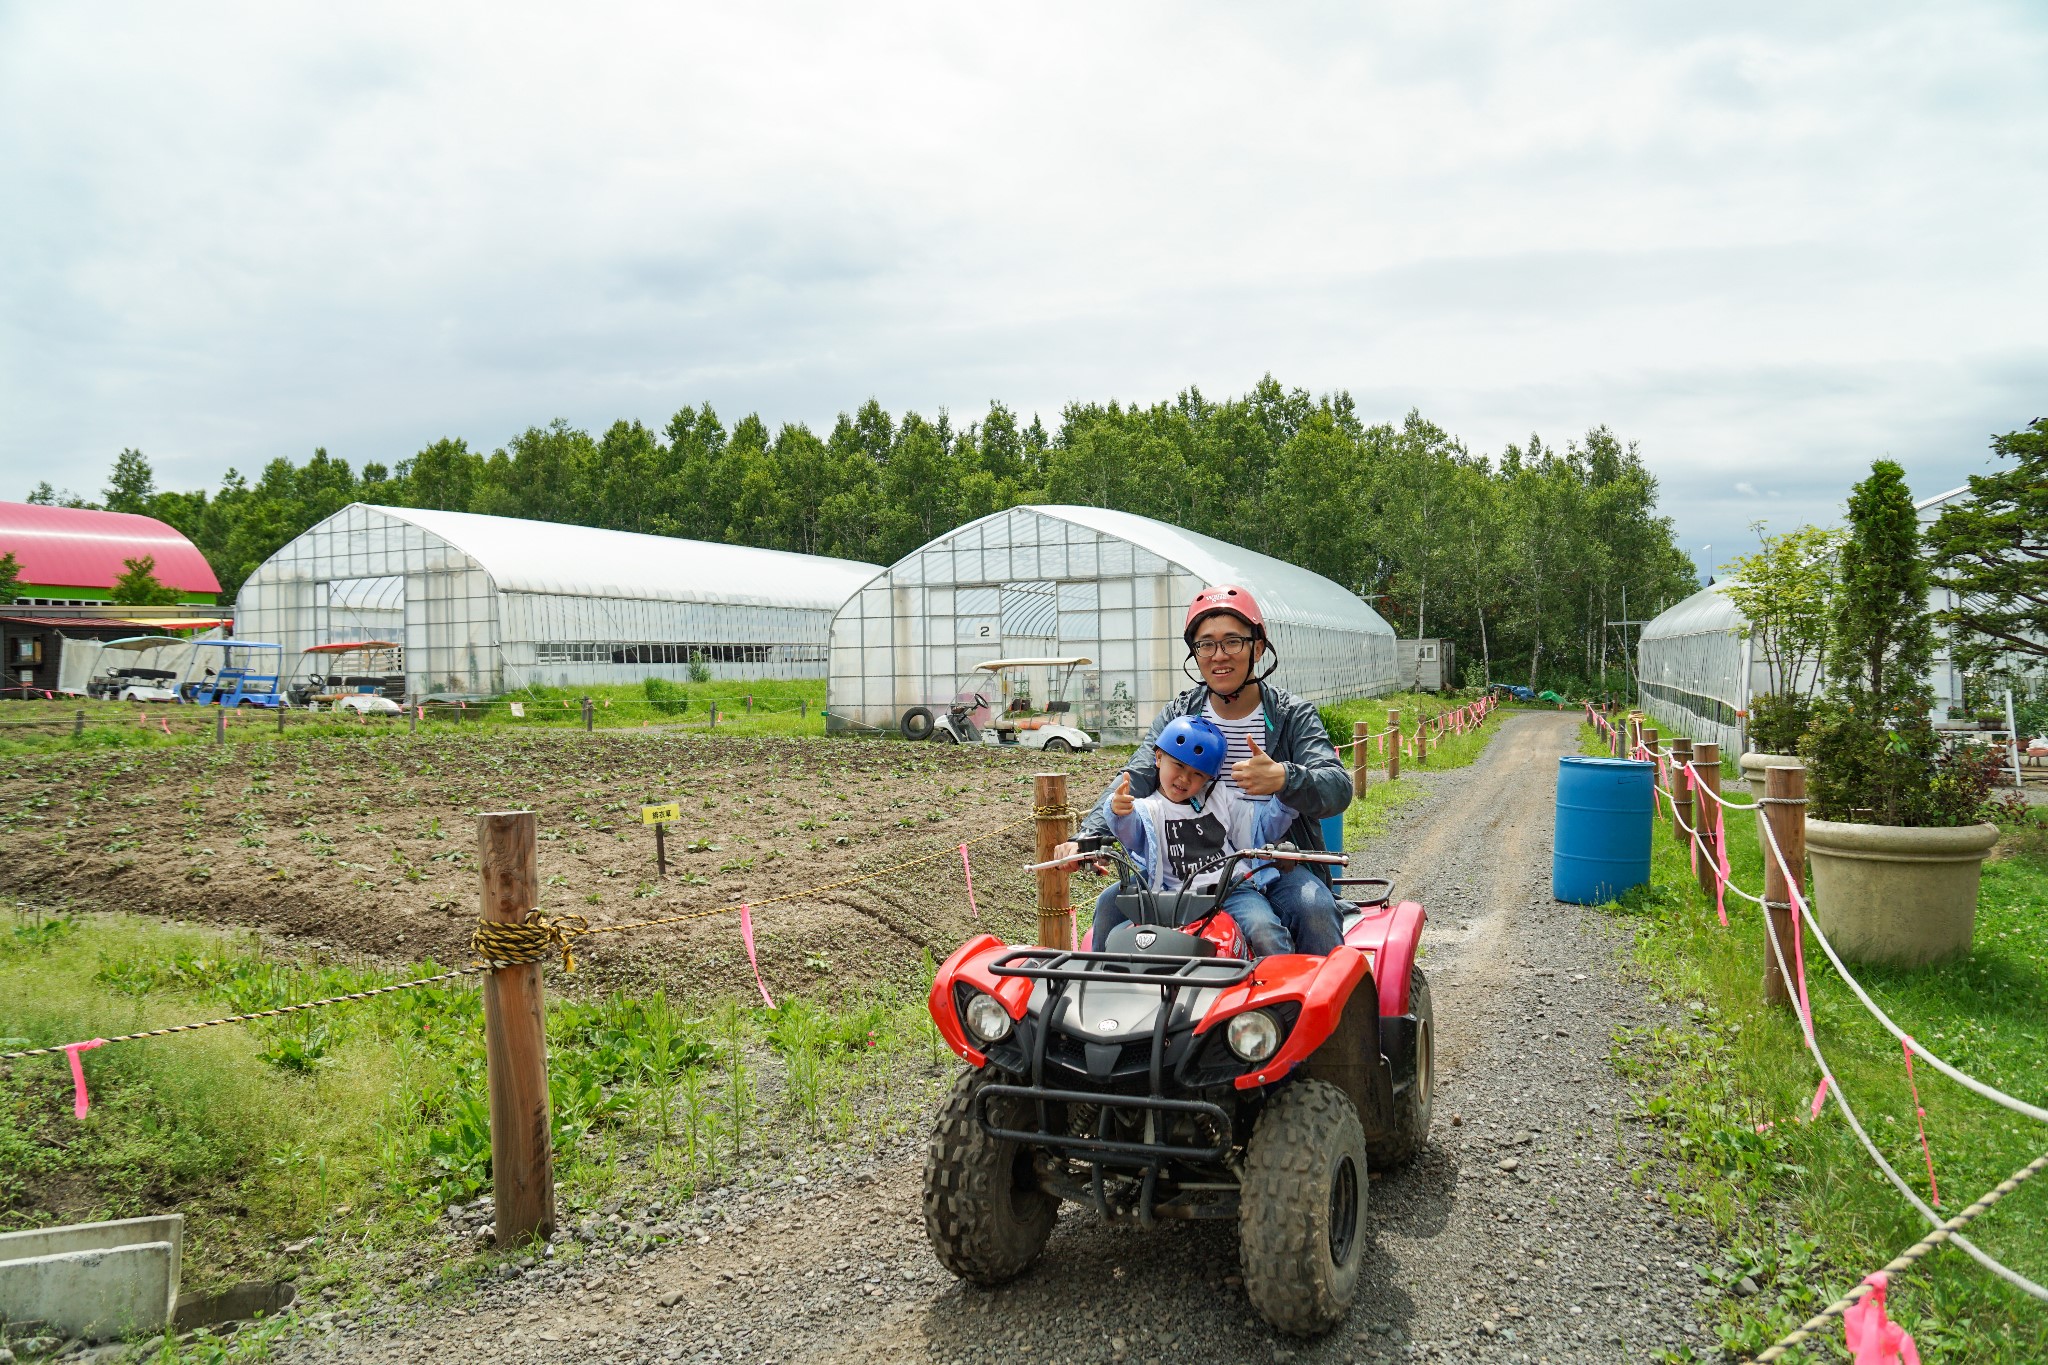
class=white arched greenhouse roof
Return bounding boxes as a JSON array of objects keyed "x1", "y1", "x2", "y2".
[
  {"x1": 237, "y1": 503, "x2": 877, "y2": 696},
  {"x1": 1636, "y1": 582, "x2": 1753, "y2": 759},
  {"x1": 377, "y1": 506, "x2": 878, "y2": 610},
  {"x1": 828, "y1": 504, "x2": 1397, "y2": 742}
]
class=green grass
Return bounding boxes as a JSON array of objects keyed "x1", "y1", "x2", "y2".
[
  {"x1": 1577, "y1": 722, "x2": 2048, "y2": 1362},
  {"x1": 0, "y1": 907, "x2": 951, "y2": 1335}
]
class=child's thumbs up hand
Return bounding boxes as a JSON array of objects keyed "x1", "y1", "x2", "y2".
[
  {"x1": 1233, "y1": 736, "x2": 1286, "y2": 796},
  {"x1": 1110, "y1": 772, "x2": 1136, "y2": 817}
]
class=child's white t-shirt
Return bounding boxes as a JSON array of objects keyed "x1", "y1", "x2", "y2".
[{"x1": 1106, "y1": 781, "x2": 1294, "y2": 893}]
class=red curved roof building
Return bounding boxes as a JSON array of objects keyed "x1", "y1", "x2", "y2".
[{"x1": 0, "y1": 501, "x2": 220, "y2": 603}]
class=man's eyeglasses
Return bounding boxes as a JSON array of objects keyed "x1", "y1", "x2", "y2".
[{"x1": 1191, "y1": 635, "x2": 1253, "y2": 660}]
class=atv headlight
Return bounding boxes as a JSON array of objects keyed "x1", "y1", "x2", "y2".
[
  {"x1": 963, "y1": 991, "x2": 1013, "y2": 1044},
  {"x1": 1226, "y1": 1009, "x2": 1282, "y2": 1063}
]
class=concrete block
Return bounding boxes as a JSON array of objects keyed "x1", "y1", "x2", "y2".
[{"x1": 0, "y1": 1215, "x2": 182, "y2": 1341}]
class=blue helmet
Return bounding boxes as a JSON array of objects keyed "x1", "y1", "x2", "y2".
[{"x1": 1155, "y1": 715, "x2": 1228, "y2": 778}]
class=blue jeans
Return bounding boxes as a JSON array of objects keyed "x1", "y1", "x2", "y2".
[{"x1": 1088, "y1": 864, "x2": 1342, "y2": 959}]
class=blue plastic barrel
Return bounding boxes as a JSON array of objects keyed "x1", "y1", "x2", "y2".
[
  {"x1": 1320, "y1": 813, "x2": 1344, "y2": 855},
  {"x1": 1552, "y1": 756, "x2": 1653, "y2": 904}
]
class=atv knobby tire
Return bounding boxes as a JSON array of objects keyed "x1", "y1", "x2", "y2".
[
  {"x1": 1239, "y1": 1078, "x2": 1368, "y2": 1336},
  {"x1": 1367, "y1": 967, "x2": 1433, "y2": 1169},
  {"x1": 923, "y1": 1068, "x2": 1057, "y2": 1284}
]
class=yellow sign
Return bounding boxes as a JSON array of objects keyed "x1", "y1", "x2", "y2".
[{"x1": 640, "y1": 802, "x2": 681, "y2": 826}]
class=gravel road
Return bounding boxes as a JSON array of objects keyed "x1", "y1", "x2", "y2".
[{"x1": 276, "y1": 712, "x2": 1727, "y2": 1365}]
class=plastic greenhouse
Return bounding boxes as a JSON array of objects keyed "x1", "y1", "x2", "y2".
[
  {"x1": 1636, "y1": 583, "x2": 1758, "y2": 757},
  {"x1": 825, "y1": 505, "x2": 1397, "y2": 742},
  {"x1": 235, "y1": 504, "x2": 878, "y2": 698}
]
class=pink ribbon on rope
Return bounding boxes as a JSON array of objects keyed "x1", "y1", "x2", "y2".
[
  {"x1": 1901, "y1": 1038, "x2": 1940, "y2": 1207},
  {"x1": 63, "y1": 1039, "x2": 106, "y2": 1119},
  {"x1": 959, "y1": 843, "x2": 980, "y2": 919},
  {"x1": 737, "y1": 904, "x2": 774, "y2": 1008},
  {"x1": 1812, "y1": 1075, "x2": 1832, "y2": 1120},
  {"x1": 1712, "y1": 800, "x2": 1730, "y2": 928},
  {"x1": 1843, "y1": 1272, "x2": 1920, "y2": 1365}
]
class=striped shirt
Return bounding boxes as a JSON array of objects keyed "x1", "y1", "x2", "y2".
[{"x1": 1203, "y1": 699, "x2": 1270, "y2": 797}]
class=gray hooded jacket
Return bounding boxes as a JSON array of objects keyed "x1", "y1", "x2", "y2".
[{"x1": 1076, "y1": 681, "x2": 1353, "y2": 875}]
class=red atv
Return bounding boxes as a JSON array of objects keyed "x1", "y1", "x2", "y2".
[{"x1": 922, "y1": 838, "x2": 1433, "y2": 1335}]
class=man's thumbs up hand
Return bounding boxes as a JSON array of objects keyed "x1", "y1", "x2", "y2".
[{"x1": 1232, "y1": 734, "x2": 1287, "y2": 796}]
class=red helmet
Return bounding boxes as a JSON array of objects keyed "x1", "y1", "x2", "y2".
[{"x1": 1184, "y1": 584, "x2": 1266, "y2": 644}]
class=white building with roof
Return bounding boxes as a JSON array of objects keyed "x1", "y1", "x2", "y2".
[
  {"x1": 235, "y1": 504, "x2": 879, "y2": 697},
  {"x1": 825, "y1": 504, "x2": 1397, "y2": 742}
]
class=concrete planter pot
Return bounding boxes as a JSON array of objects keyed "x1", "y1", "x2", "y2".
[
  {"x1": 1739, "y1": 752, "x2": 1802, "y2": 799},
  {"x1": 1804, "y1": 819, "x2": 1999, "y2": 967}
]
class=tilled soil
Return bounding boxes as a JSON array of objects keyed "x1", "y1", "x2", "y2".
[
  {"x1": 275, "y1": 712, "x2": 1726, "y2": 1365},
  {"x1": 0, "y1": 732, "x2": 1117, "y2": 999}
]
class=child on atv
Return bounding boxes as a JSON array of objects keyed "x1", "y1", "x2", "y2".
[{"x1": 1089, "y1": 714, "x2": 1303, "y2": 957}]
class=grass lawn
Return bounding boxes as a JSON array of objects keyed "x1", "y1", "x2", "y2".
[
  {"x1": 1577, "y1": 722, "x2": 2048, "y2": 1363},
  {"x1": 0, "y1": 907, "x2": 954, "y2": 1352}
]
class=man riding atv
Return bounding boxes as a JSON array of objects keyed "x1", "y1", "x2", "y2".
[
  {"x1": 923, "y1": 586, "x2": 1434, "y2": 1336},
  {"x1": 1060, "y1": 584, "x2": 1354, "y2": 957}
]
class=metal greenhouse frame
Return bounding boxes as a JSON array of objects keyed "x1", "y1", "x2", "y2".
[
  {"x1": 236, "y1": 504, "x2": 878, "y2": 698},
  {"x1": 826, "y1": 504, "x2": 1397, "y2": 743}
]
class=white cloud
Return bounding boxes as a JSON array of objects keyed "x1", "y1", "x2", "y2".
[{"x1": 1, "y1": 1, "x2": 2043, "y2": 558}]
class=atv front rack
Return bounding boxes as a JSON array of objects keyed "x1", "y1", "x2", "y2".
[
  {"x1": 987, "y1": 947, "x2": 1253, "y2": 989},
  {"x1": 980, "y1": 946, "x2": 1257, "y2": 1227}
]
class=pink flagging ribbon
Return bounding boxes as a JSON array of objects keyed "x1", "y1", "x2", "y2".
[
  {"x1": 1843, "y1": 1272, "x2": 1920, "y2": 1365},
  {"x1": 1901, "y1": 1038, "x2": 1941, "y2": 1207},
  {"x1": 737, "y1": 904, "x2": 774, "y2": 1008},
  {"x1": 1812, "y1": 1075, "x2": 1832, "y2": 1119},
  {"x1": 1789, "y1": 887, "x2": 1814, "y2": 1036},
  {"x1": 958, "y1": 843, "x2": 980, "y2": 919},
  {"x1": 1682, "y1": 766, "x2": 1700, "y2": 877},
  {"x1": 63, "y1": 1039, "x2": 106, "y2": 1119},
  {"x1": 1712, "y1": 801, "x2": 1730, "y2": 928},
  {"x1": 159, "y1": 717, "x2": 171, "y2": 736}
]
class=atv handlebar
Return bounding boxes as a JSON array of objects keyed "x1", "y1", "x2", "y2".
[{"x1": 1023, "y1": 841, "x2": 1348, "y2": 875}]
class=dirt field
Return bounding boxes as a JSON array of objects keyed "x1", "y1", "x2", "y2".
[
  {"x1": 0, "y1": 731, "x2": 1121, "y2": 998},
  {"x1": 263, "y1": 712, "x2": 1731, "y2": 1365}
]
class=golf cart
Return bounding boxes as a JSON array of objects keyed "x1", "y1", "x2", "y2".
[
  {"x1": 923, "y1": 837, "x2": 1432, "y2": 1336},
  {"x1": 900, "y1": 657, "x2": 1099, "y2": 753},
  {"x1": 84, "y1": 637, "x2": 189, "y2": 702},
  {"x1": 183, "y1": 640, "x2": 287, "y2": 708},
  {"x1": 287, "y1": 641, "x2": 405, "y2": 715}
]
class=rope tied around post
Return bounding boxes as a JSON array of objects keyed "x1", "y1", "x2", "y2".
[
  {"x1": 1032, "y1": 803, "x2": 1075, "y2": 821},
  {"x1": 471, "y1": 909, "x2": 592, "y2": 972}
]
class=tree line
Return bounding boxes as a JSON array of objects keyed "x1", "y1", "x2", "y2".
[{"x1": 34, "y1": 374, "x2": 1698, "y2": 691}]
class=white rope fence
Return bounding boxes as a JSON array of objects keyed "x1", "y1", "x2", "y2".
[{"x1": 1581, "y1": 705, "x2": 2048, "y2": 1317}]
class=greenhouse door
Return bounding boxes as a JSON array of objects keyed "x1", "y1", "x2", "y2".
[
  {"x1": 316, "y1": 576, "x2": 405, "y2": 646},
  {"x1": 999, "y1": 581, "x2": 1058, "y2": 654}
]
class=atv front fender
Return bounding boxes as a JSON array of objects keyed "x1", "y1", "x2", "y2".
[{"x1": 1195, "y1": 946, "x2": 1371, "y2": 1091}]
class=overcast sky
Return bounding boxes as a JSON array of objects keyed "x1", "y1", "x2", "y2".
[{"x1": 3, "y1": 2, "x2": 2043, "y2": 577}]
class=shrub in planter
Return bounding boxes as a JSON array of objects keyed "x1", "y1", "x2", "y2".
[
  {"x1": 1797, "y1": 460, "x2": 1999, "y2": 966},
  {"x1": 1745, "y1": 691, "x2": 1813, "y2": 758}
]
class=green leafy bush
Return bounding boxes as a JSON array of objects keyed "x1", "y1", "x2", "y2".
[
  {"x1": 642, "y1": 678, "x2": 691, "y2": 715},
  {"x1": 1744, "y1": 691, "x2": 1812, "y2": 755}
]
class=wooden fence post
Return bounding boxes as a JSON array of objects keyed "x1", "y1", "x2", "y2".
[
  {"x1": 1351, "y1": 720, "x2": 1370, "y2": 797},
  {"x1": 1416, "y1": 718, "x2": 1430, "y2": 765},
  {"x1": 1033, "y1": 773, "x2": 1074, "y2": 950},
  {"x1": 1670, "y1": 736, "x2": 1693, "y2": 845},
  {"x1": 581, "y1": 696, "x2": 593, "y2": 732},
  {"x1": 1388, "y1": 709, "x2": 1401, "y2": 781},
  {"x1": 709, "y1": 702, "x2": 718, "y2": 730},
  {"x1": 1760, "y1": 764, "x2": 1807, "y2": 1009},
  {"x1": 479, "y1": 810, "x2": 554, "y2": 1246},
  {"x1": 1641, "y1": 724, "x2": 1658, "y2": 763},
  {"x1": 73, "y1": 710, "x2": 84, "y2": 738},
  {"x1": 215, "y1": 708, "x2": 226, "y2": 746},
  {"x1": 1692, "y1": 742, "x2": 1721, "y2": 902}
]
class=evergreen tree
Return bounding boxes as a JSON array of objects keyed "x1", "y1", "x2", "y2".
[
  {"x1": 1925, "y1": 417, "x2": 2048, "y2": 667},
  {"x1": 112, "y1": 555, "x2": 183, "y2": 605}
]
